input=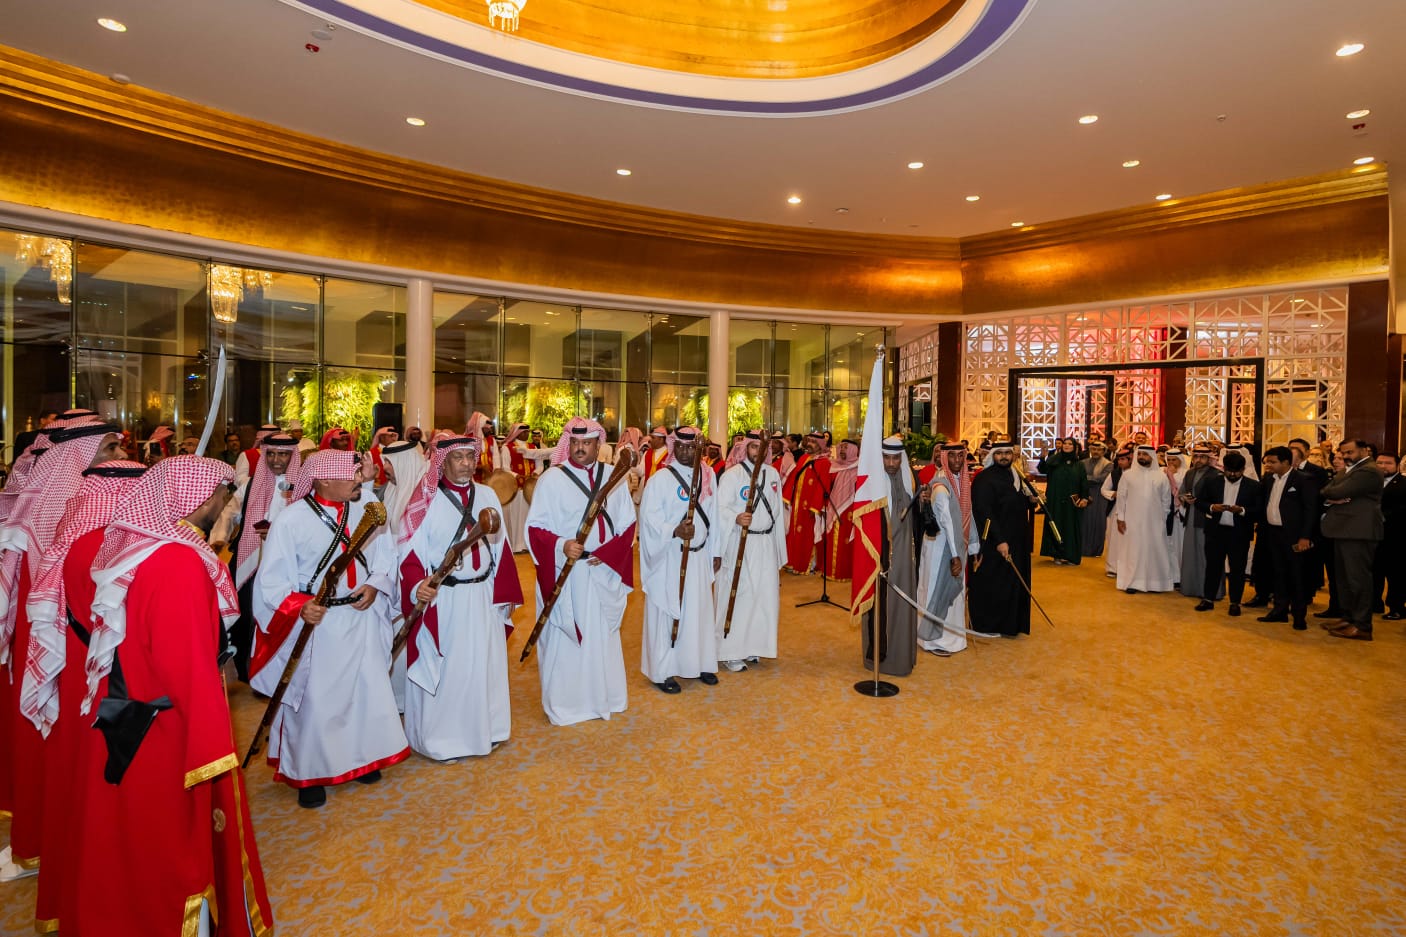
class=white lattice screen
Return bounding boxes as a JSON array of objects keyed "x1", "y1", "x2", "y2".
[{"x1": 956, "y1": 286, "x2": 1349, "y2": 447}]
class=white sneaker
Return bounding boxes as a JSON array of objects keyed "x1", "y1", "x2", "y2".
[
  {"x1": 744, "y1": 656, "x2": 760, "y2": 664},
  {"x1": 721, "y1": 660, "x2": 747, "y2": 672}
]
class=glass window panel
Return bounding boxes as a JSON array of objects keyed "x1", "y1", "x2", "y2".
[
  {"x1": 438, "y1": 371, "x2": 500, "y2": 434},
  {"x1": 324, "y1": 277, "x2": 405, "y2": 371},
  {"x1": 74, "y1": 243, "x2": 204, "y2": 357},
  {"x1": 434, "y1": 292, "x2": 499, "y2": 373},
  {"x1": 729, "y1": 319, "x2": 773, "y2": 388},
  {"x1": 2, "y1": 342, "x2": 70, "y2": 458},
  {"x1": 1, "y1": 229, "x2": 73, "y2": 346},
  {"x1": 504, "y1": 301, "x2": 576, "y2": 380},
  {"x1": 580, "y1": 306, "x2": 650, "y2": 432},
  {"x1": 221, "y1": 267, "x2": 319, "y2": 363},
  {"x1": 75, "y1": 349, "x2": 205, "y2": 443},
  {"x1": 500, "y1": 376, "x2": 583, "y2": 442},
  {"x1": 650, "y1": 313, "x2": 708, "y2": 387},
  {"x1": 653, "y1": 382, "x2": 707, "y2": 430},
  {"x1": 322, "y1": 366, "x2": 404, "y2": 447},
  {"x1": 776, "y1": 321, "x2": 827, "y2": 397}
]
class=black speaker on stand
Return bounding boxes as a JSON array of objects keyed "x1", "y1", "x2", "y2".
[{"x1": 372, "y1": 402, "x2": 404, "y2": 439}]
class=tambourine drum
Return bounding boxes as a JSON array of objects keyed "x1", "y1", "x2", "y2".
[
  {"x1": 522, "y1": 474, "x2": 537, "y2": 504},
  {"x1": 487, "y1": 469, "x2": 519, "y2": 504}
]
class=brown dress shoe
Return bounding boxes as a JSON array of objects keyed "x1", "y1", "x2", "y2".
[
  {"x1": 1320, "y1": 619, "x2": 1351, "y2": 631},
  {"x1": 1328, "y1": 625, "x2": 1372, "y2": 641}
]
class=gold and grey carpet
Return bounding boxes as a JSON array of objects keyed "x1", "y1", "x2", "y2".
[{"x1": 3, "y1": 550, "x2": 1403, "y2": 935}]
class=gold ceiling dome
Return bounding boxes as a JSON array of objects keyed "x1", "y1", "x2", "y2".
[{"x1": 425, "y1": 0, "x2": 971, "y2": 78}]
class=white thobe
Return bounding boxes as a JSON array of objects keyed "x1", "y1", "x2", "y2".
[
  {"x1": 401, "y1": 483, "x2": 514, "y2": 759},
  {"x1": 495, "y1": 442, "x2": 530, "y2": 553},
  {"x1": 713, "y1": 461, "x2": 784, "y2": 662},
  {"x1": 638, "y1": 464, "x2": 719, "y2": 682},
  {"x1": 212, "y1": 473, "x2": 290, "y2": 587},
  {"x1": 1166, "y1": 471, "x2": 1187, "y2": 576},
  {"x1": 1114, "y1": 464, "x2": 1177, "y2": 592},
  {"x1": 917, "y1": 482, "x2": 979, "y2": 653},
  {"x1": 252, "y1": 496, "x2": 408, "y2": 784},
  {"x1": 1101, "y1": 475, "x2": 1123, "y2": 576},
  {"x1": 526, "y1": 461, "x2": 637, "y2": 726}
]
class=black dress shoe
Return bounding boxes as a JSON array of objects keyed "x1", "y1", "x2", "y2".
[
  {"x1": 698, "y1": 672, "x2": 718, "y2": 686},
  {"x1": 354, "y1": 769, "x2": 382, "y2": 785},
  {"x1": 1125, "y1": 588, "x2": 1138, "y2": 595},
  {"x1": 297, "y1": 785, "x2": 327, "y2": 808},
  {"x1": 1257, "y1": 612, "x2": 1289, "y2": 623},
  {"x1": 654, "y1": 679, "x2": 682, "y2": 694},
  {"x1": 1243, "y1": 596, "x2": 1269, "y2": 608},
  {"x1": 1292, "y1": 620, "x2": 1308, "y2": 631},
  {"x1": 1228, "y1": 604, "x2": 1241, "y2": 617},
  {"x1": 1313, "y1": 608, "x2": 1344, "y2": 619},
  {"x1": 1195, "y1": 600, "x2": 1214, "y2": 612},
  {"x1": 1384, "y1": 612, "x2": 1405, "y2": 621}
]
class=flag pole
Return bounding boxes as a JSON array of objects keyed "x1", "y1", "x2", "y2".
[{"x1": 853, "y1": 343, "x2": 898, "y2": 698}]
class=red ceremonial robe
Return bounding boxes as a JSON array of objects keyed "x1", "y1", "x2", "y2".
[
  {"x1": 822, "y1": 504, "x2": 855, "y2": 582},
  {"x1": 66, "y1": 537, "x2": 274, "y2": 937},
  {"x1": 6, "y1": 561, "x2": 46, "y2": 869},
  {"x1": 781, "y1": 454, "x2": 829, "y2": 574}
]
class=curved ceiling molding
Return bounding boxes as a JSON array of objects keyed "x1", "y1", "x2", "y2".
[{"x1": 279, "y1": 0, "x2": 1037, "y2": 116}]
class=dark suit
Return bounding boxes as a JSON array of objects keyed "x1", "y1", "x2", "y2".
[
  {"x1": 1259, "y1": 468, "x2": 1321, "y2": 624},
  {"x1": 1195, "y1": 473, "x2": 1261, "y2": 604},
  {"x1": 1320, "y1": 459, "x2": 1385, "y2": 629},
  {"x1": 1374, "y1": 473, "x2": 1406, "y2": 615}
]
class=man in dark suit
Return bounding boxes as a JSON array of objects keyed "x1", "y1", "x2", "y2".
[
  {"x1": 1257, "y1": 446, "x2": 1321, "y2": 630},
  {"x1": 1194, "y1": 450, "x2": 1261, "y2": 616},
  {"x1": 1288, "y1": 437, "x2": 1335, "y2": 614},
  {"x1": 1374, "y1": 451, "x2": 1406, "y2": 620},
  {"x1": 1322, "y1": 439, "x2": 1385, "y2": 641}
]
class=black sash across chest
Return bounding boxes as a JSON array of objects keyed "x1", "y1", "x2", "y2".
[
  {"x1": 739, "y1": 463, "x2": 777, "y2": 534},
  {"x1": 665, "y1": 465, "x2": 711, "y2": 552},
  {"x1": 437, "y1": 483, "x2": 496, "y2": 586},
  {"x1": 559, "y1": 462, "x2": 617, "y2": 539},
  {"x1": 303, "y1": 497, "x2": 369, "y2": 601}
]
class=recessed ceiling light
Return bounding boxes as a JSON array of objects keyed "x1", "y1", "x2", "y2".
[
  {"x1": 787, "y1": 195, "x2": 802, "y2": 205},
  {"x1": 834, "y1": 207, "x2": 849, "y2": 214},
  {"x1": 1353, "y1": 156, "x2": 1375, "y2": 165},
  {"x1": 1122, "y1": 159, "x2": 1141, "y2": 168},
  {"x1": 544, "y1": 310, "x2": 560, "y2": 316},
  {"x1": 1078, "y1": 115, "x2": 1099, "y2": 125},
  {"x1": 1011, "y1": 221, "x2": 1025, "y2": 227},
  {"x1": 405, "y1": 117, "x2": 426, "y2": 127},
  {"x1": 110, "y1": 73, "x2": 131, "y2": 85},
  {"x1": 1336, "y1": 42, "x2": 1364, "y2": 57},
  {"x1": 1346, "y1": 109, "x2": 1371, "y2": 119},
  {"x1": 965, "y1": 195, "x2": 980, "y2": 202},
  {"x1": 616, "y1": 168, "x2": 632, "y2": 176},
  {"x1": 907, "y1": 161, "x2": 924, "y2": 170},
  {"x1": 505, "y1": 316, "x2": 516, "y2": 321},
  {"x1": 98, "y1": 17, "x2": 127, "y2": 32},
  {"x1": 1155, "y1": 193, "x2": 1173, "y2": 201}
]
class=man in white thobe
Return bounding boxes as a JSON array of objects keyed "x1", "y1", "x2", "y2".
[
  {"x1": 210, "y1": 432, "x2": 300, "y2": 683},
  {"x1": 714, "y1": 430, "x2": 784, "y2": 671},
  {"x1": 1114, "y1": 445, "x2": 1178, "y2": 593},
  {"x1": 252, "y1": 449, "x2": 408, "y2": 808},
  {"x1": 638, "y1": 426, "x2": 720, "y2": 693},
  {"x1": 494, "y1": 422, "x2": 533, "y2": 553},
  {"x1": 398, "y1": 435, "x2": 522, "y2": 761},
  {"x1": 525, "y1": 417, "x2": 637, "y2": 726},
  {"x1": 918, "y1": 444, "x2": 979, "y2": 656}
]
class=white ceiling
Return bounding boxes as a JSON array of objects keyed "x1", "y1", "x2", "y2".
[{"x1": 3, "y1": 0, "x2": 1403, "y2": 237}]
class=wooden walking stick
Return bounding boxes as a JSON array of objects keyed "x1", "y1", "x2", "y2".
[
  {"x1": 388, "y1": 508, "x2": 500, "y2": 666},
  {"x1": 242, "y1": 500, "x2": 386, "y2": 769},
  {"x1": 673, "y1": 460, "x2": 704, "y2": 647},
  {"x1": 723, "y1": 447, "x2": 768, "y2": 638},
  {"x1": 519, "y1": 449, "x2": 636, "y2": 663}
]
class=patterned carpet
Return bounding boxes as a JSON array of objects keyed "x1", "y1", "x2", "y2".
[{"x1": 3, "y1": 548, "x2": 1404, "y2": 936}]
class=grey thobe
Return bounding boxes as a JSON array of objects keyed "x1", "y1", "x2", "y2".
[
  {"x1": 1080, "y1": 457, "x2": 1113, "y2": 556},
  {"x1": 865, "y1": 471, "x2": 919, "y2": 676},
  {"x1": 1178, "y1": 465, "x2": 1220, "y2": 596}
]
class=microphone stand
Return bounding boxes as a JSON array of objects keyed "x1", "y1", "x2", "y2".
[{"x1": 796, "y1": 459, "x2": 847, "y2": 611}]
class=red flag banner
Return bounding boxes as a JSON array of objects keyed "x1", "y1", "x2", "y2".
[{"x1": 849, "y1": 348, "x2": 889, "y2": 623}]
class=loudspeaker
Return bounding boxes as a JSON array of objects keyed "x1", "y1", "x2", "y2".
[{"x1": 372, "y1": 402, "x2": 404, "y2": 439}]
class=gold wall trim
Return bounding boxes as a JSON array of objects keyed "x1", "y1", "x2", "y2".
[
  {"x1": 960, "y1": 168, "x2": 1389, "y2": 258},
  {"x1": 0, "y1": 44, "x2": 957, "y2": 263}
]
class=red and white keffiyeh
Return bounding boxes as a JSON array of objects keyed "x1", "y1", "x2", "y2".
[
  {"x1": 288, "y1": 449, "x2": 360, "y2": 503},
  {"x1": 399, "y1": 435, "x2": 482, "y2": 546},
  {"x1": 617, "y1": 426, "x2": 643, "y2": 455},
  {"x1": 318, "y1": 426, "x2": 351, "y2": 451},
  {"x1": 665, "y1": 426, "x2": 714, "y2": 498},
  {"x1": 500, "y1": 423, "x2": 529, "y2": 448},
  {"x1": 234, "y1": 435, "x2": 302, "y2": 587},
  {"x1": 0, "y1": 422, "x2": 119, "y2": 663},
  {"x1": 83, "y1": 456, "x2": 238, "y2": 713},
  {"x1": 20, "y1": 460, "x2": 145, "y2": 735},
  {"x1": 723, "y1": 429, "x2": 764, "y2": 472},
  {"x1": 549, "y1": 417, "x2": 605, "y2": 466},
  {"x1": 0, "y1": 410, "x2": 102, "y2": 527},
  {"x1": 939, "y1": 445, "x2": 974, "y2": 543}
]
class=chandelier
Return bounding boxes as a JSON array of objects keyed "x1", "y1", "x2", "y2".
[
  {"x1": 14, "y1": 235, "x2": 73, "y2": 304},
  {"x1": 208, "y1": 263, "x2": 273, "y2": 324},
  {"x1": 487, "y1": 0, "x2": 524, "y2": 31}
]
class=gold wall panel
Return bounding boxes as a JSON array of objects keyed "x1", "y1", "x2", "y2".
[
  {"x1": 961, "y1": 192, "x2": 1390, "y2": 315},
  {"x1": 415, "y1": 0, "x2": 966, "y2": 78}
]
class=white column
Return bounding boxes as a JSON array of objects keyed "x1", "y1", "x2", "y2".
[
  {"x1": 406, "y1": 278, "x2": 434, "y2": 431},
  {"x1": 708, "y1": 309, "x2": 729, "y2": 442}
]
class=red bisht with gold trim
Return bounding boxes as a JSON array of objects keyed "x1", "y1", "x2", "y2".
[{"x1": 848, "y1": 352, "x2": 890, "y2": 623}]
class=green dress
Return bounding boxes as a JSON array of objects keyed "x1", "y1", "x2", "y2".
[{"x1": 1036, "y1": 450, "x2": 1088, "y2": 563}]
